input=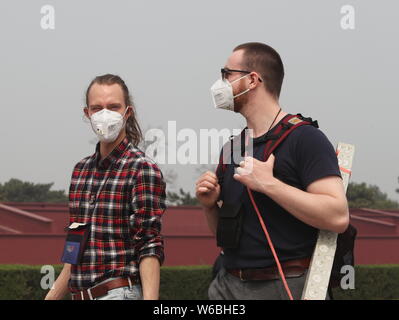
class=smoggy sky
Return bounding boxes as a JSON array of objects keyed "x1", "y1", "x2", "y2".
[{"x1": 1, "y1": 0, "x2": 398, "y2": 201}]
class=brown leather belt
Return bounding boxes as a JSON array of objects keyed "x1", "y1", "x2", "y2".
[
  {"x1": 71, "y1": 277, "x2": 138, "y2": 300},
  {"x1": 227, "y1": 257, "x2": 311, "y2": 281}
]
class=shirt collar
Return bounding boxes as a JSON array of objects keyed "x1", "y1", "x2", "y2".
[
  {"x1": 241, "y1": 114, "x2": 291, "y2": 145},
  {"x1": 94, "y1": 136, "x2": 130, "y2": 170}
]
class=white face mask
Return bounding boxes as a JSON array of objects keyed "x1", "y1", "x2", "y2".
[
  {"x1": 89, "y1": 107, "x2": 129, "y2": 143},
  {"x1": 210, "y1": 74, "x2": 251, "y2": 111}
]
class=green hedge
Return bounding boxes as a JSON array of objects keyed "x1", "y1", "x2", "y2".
[{"x1": 0, "y1": 264, "x2": 398, "y2": 300}]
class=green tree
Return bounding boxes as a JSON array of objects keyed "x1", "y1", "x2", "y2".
[
  {"x1": 167, "y1": 188, "x2": 199, "y2": 206},
  {"x1": 347, "y1": 182, "x2": 399, "y2": 209},
  {"x1": 0, "y1": 178, "x2": 67, "y2": 203}
]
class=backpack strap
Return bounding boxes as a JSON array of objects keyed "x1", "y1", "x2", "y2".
[
  {"x1": 247, "y1": 114, "x2": 318, "y2": 300},
  {"x1": 216, "y1": 114, "x2": 318, "y2": 180},
  {"x1": 261, "y1": 113, "x2": 318, "y2": 161}
]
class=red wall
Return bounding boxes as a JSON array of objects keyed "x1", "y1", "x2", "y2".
[
  {"x1": 355, "y1": 236, "x2": 399, "y2": 265},
  {"x1": 0, "y1": 234, "x2": 220, "y2": 266},
  {"x1": 0, "y1": 203, "x2": 53, "y2": 234},
  {"x1": 0, "y1": 234, "x2": 65, "y2": 265},
  {"x1": 0, "y1": 203, "x2": 220, "y2": 266},
  {"x1": 1, "y1": 202, "x2": 399, "y2": 266}
]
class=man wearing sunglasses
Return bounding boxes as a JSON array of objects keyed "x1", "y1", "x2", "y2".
[{"x1": 196, "y1": 42, "x2": 349, "y2": 300}]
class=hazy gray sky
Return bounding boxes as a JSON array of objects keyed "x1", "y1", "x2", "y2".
[{"x1": 1, "y1": 0, "x2": 398, "y2": 201}]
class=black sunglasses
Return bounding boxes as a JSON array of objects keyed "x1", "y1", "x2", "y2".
[{"x1": 221, "y1": 68, "x2": 263, "y2": 82}]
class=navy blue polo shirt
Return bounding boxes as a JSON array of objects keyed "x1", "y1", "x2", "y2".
[{"x1": 217, "y1": 119, "x2": 341, "y2": 269}]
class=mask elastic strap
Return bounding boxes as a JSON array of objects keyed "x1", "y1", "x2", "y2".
[
  {"x1": 121, "y1": 106, "x2": 130, "y2": 127},
  {"x1": 122, "y1": 106, "x2": 130, "y2": 117},
  {"x1": 230, "y1": 74, "x2": 250, "y2": 84},
  {"x1": 230, "y1": 74, "x2": 251, "y2": 99},
  {"x1": 233, "y1": 88, "x2": 250, "y2": 99}
]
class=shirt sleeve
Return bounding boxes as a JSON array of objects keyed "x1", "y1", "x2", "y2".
[
  {"x1": 295, "y1": 125, "x2": 342, "y2": 189},
  {"x1": 130, "y1": 158, "x2": 166, "y2": 265}
]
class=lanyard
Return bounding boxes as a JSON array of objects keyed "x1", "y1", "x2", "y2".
[{"x1": 74, "y1": 157, "x2": 120, "y2": 223}]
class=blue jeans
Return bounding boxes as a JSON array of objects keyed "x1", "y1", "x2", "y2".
[{"x1": 93, "y1": 277, "x2": 143, "y2": 300}]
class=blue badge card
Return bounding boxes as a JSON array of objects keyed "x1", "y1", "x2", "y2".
[{"x1": 61, "y1": 241, "x2": 81, "y2": 265}]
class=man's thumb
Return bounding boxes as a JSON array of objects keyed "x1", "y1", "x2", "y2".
[
  {"x1": 266, "y1": 153, "x2": 275, "y2": 164},
  {"x1": 233, "y1": 173, "x2": 242, "y2": 182}
]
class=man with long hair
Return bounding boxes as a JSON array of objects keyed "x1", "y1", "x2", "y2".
[{"x1": 45, "y1": 74, "x2": 166, "y2": 300}]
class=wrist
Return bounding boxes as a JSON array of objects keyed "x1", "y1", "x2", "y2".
[
  {"x1": 261, "y1": 177, "x2": 281, "y2": 196},
  {"x1": 143, "y1": 293, "x2": 159, "y2": 300},
  {"x1": 45, "y1": 291, "x2": 58, "y2": 300}
]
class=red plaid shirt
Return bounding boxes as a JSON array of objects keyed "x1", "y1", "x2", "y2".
[{"x1": 67, "y1": 137, "x2": 166, "y2": 291}]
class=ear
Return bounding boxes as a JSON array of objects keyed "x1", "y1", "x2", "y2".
[
  {"x1": 83, "y1": 106, "x2": 90, "y2": 118},
  {"x1": 248, "y1": 72, "x2": 262, "y2": 89},
  {"x1": 126, "y1": 105, "x2": 133, "y2": 118}
]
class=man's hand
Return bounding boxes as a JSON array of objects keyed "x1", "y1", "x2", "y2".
[
  {"x1": 196, "y1": 171, "x2": 221, "y2": 209},
  {"x1": 233, "y1": 155, "x2": 277, "y2": 193},
  {"x1": 233, "y1": 154, "x2": 349, "y2": 233}
]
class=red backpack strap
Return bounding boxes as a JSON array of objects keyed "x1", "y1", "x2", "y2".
[
  {"x1": 262, "y1": 113, "x2": 318, "y2": 161},
  {"x1": 216, "y1": 113, "x2": 318, "y2": 176}
]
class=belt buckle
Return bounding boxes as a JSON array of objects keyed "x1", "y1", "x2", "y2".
[
  {"x1": 127, "y1": 277, "x2": 133, "y2": 289},
  {"x1": 87, "y1": 288, "x2": 93, "y2": 300},
  {"x1": 76, "y1": 288, "x2": 93, "y2": 300}
]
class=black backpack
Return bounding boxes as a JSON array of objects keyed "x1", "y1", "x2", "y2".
[{"x1": 329, "y1": 224, "x2": 357, "y2": 288}]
